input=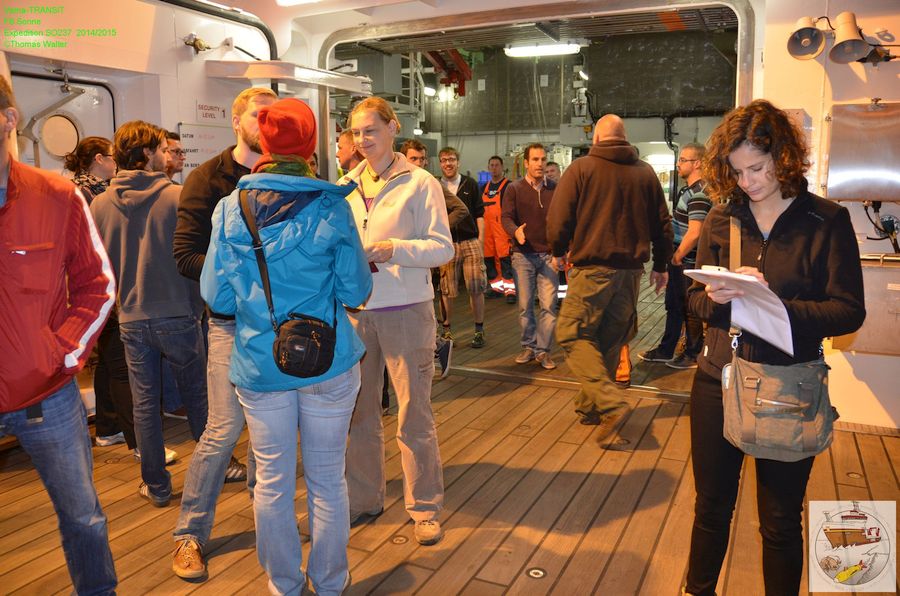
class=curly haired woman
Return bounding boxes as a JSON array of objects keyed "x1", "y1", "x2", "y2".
[{"x1": 683, "y1": 100, "x2": 865, "y2": 595}]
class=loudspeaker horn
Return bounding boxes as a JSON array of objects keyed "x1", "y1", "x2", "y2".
[
  {"x1": 787, "y1": 16, "x2": 825, "y2": 60},
  {"x1": 829, "y1": 11, "x2": 869, "y2": 63}
]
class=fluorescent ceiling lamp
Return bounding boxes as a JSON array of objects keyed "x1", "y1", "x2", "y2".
[
  {"x1": 423, "y1": 86, "x2": 436, "y2": 97},
  {"x1": 578, "y1": 69, "x2": 589, "y2": 81},
  {"x1": 413, "y1": 128, "x2": 424, "y2": 136},
  {"x1": 504, "y1": 42, "x2": 583, "y2": 58}
]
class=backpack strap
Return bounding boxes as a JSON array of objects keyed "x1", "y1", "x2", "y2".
[{"x1": 238, "y1": 190, "x2": 279, "y2": 332}]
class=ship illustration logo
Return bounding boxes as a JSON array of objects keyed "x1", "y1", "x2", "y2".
[
  {"x1": 822, "y1": 501, "x2": 882, "y2": 548},
  {"x1": 809, "y1": 500, "x2": 895, "y2": 592}
]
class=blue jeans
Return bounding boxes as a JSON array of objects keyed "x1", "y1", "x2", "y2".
[
  {"x1": 238, "y1": 365, "x2": 360, "y2": 596},
  {"x1": 175, "y1": 317, "x2": 255, "y2": 546},
  {"x1": 119, "y1": 315, "x2": 208, "y2": 499},
  {"x1": 511, "y1": 251, "x2": 558, "y2": 354},
  {"x1": 0, "y1": 381, "x2": 117, "y2": 595}
]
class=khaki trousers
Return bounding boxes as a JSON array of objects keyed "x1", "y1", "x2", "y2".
[
  {"x1": 346, "y1": 301, "x2": 444, "y2": 522},
  {"x1": 556, "y1": 266, "x2": 641, "y2": 415}
]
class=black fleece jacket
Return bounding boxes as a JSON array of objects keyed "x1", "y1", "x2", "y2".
[
  {"x1": 173, "y1": 146, "x2": 249, "y2": 282},
  {"x1": 547, "y1": 141, "x2": 673, "y2": 271},
  {"x1": 688, "y1": 191, "x2": 866, "y2": 377}
]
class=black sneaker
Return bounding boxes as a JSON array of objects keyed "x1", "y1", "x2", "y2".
[
  {"x1": 638, "y1": 347, "x2": 673, "y2": 363},
  {"x1": 435, "y1": 339, "x2": 453, "y2": 379},
  {"x1": 349, "y1": 507, "x2": 383, "y2": 528},
  {"x1": 666, "y1": 353, "x2": 698, "y2": 369}
]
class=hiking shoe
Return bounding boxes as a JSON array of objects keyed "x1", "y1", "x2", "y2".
[
  {"x1": 470, "y1": 330, "x2": 485, "y2": 349},
  {"x1": 435, "y1": 339, "x2": 453, "y2": 379},
  {"x1": 667, "y1": 353, "x2": 698, "y2": 369},
  {"x1": 224, "y1": 456, "x2": 247, "y2": 483},
  {"x1": 349, "y1": 507, "x2": 383, "y2": 528},
  {"x1": 173, "y1": 539, "x2": 207, "y2": 580},
  {"x1": 536, "y1": 352, "x2": 557, "y2": 370},
  {"x1": 638, "y1": 347, "x2": 673, "y2": 363},
  {"x1": 515, "y1": 348, "x2": 535, "y2": 364},
  {"x1": 134, "y1": 447, "x2": 178, "y2": 465},
  {"x1": 95, "y1": 431, "x2": 125, "y2": 447},
  {"x1": 590, "y1": 406, "x2": 628, "y2": 442},
  {"x1": 440, "y1": 329, "x2": 453, "y2": 344},
  {"x1": 139, "y1": 482, "x2": 170, "y2": 507},
  {"x1": 414, "y1": 520, "x2": 444, "y2": 545}
]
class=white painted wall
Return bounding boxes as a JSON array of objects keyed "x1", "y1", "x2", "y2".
[
  {"x1": 3, "y1": 0, "x2": 272, "y2": 137},
  {"x1": 751, "y1": 0, "x2": 900, "y2": 429}
]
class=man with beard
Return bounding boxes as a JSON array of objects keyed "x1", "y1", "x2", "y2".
[
  {"x1": 91, "y1": 120, "x2": 209, "y2": 508},
  {"x1": 171, "y1": 86, "x2": 276, "y2": 581},
  {"x1": 437, "y1": 146, "x2": 487, "y2": 348},
  {"x1": 638, "y1": 142, "x2": 710, "y2": 370},
  {"x1": 164, "y1": 131, "x2": 186, "y2": 181}
]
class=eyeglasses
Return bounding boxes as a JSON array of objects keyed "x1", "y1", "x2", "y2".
[
  {"x1": 167, "y1": 149, "x2": 186, "y2": 156},
  {"x1": 439, "y1": 157, "x2": 458, "y2": 164},
  {"x1": 678, "y1": 157, "x2": 699, "y2": 163}
]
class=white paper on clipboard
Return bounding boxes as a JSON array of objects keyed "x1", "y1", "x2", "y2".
[{"x1": 684, "y1": 269, "x2": 794, "y2": 356}]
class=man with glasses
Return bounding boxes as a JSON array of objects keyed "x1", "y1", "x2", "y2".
[
  {"x1": 400, "y1": 140, "x2": 473, "y2": 377},
  {"x1": 639, "y1": 142, "x2": 711, "y2": 369},
  {"x1": 165, "y1": 131, "x2": 186, "y2": 181},
  {"x1": 437, "y1": 146, "x2": 487, "y2": 348}
]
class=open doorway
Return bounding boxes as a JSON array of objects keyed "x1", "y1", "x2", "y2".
[{"x1": 322, "y1": 4, "x2": 742, "y2": 396}]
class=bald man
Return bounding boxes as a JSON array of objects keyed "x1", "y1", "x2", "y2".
[{"x1": 546, "y1": 114, "x2": 673, "y2": 438}]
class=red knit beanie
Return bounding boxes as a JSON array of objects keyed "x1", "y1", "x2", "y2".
[{"x1": 257, "y1": 98, "x2": 317, "y2": 159}]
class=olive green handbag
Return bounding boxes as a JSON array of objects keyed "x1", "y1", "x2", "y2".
[{"x1": 720, "y1": 216, "x2": 836, "y2": 462}]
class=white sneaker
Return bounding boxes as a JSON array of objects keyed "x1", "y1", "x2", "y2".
[
  {"x1": 95, "y1": 431, "x2": 125, "y2": 446},
  {"x1": 414, "y1": 519, "x2": 443, "y2": 545},
  {"x1": 134, "y1": 447, "x2": 178, "y2": 465}
]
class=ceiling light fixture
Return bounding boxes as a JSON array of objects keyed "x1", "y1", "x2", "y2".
[
  {"x1": 423, "y1": 86, "x2": 436, "y2": 97},
  {"x1": 578, "y1": 69, "x2": 589, "y2": 81},
  {"x1": 413, "y1": 128, "x2": 424, "y2": 135},
  {"x1": 504, "y1": 41, "x2": 585, "y2": 58},
  {"x1": 787, "y1": 11, "x2": 897, "y2": 64}
]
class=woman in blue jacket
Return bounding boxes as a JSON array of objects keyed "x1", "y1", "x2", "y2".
[{"x1": 201, "y1": 98, "x2": 371, "y2": 596}]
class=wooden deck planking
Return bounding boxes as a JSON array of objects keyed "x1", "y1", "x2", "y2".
[
  {"x1": 548, "y1": 401, "x2": 678, "y2": 595},
  {"x1": 444, "y1": 268, "x2": 696, "y2": 396},
  {"x1": 638, "y1": 459, "x2": 695, "y2": 595},
  {"x1": 3, "y1": 290, "x2": 899, "y2": 595}
]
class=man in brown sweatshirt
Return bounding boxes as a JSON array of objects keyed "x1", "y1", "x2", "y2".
[{"x1": 547, "y1": 115, "x2": 673, "y2": 437}]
